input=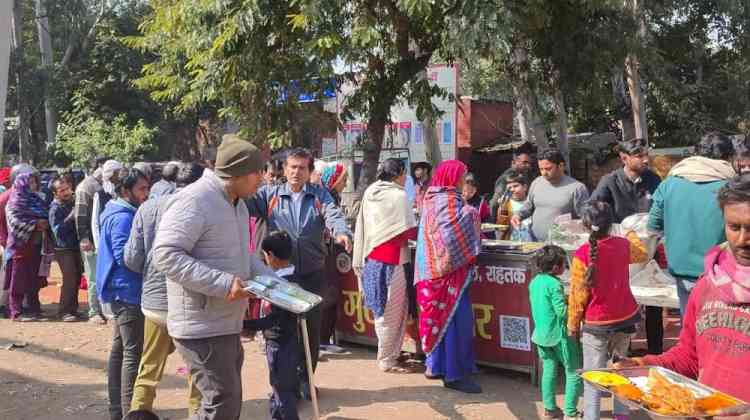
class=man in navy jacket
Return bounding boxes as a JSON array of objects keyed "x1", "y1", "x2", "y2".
[{"x1": 96, "y1": 168, "x2": 150, "y2": 420}]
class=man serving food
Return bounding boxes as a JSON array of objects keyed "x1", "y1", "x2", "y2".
[{"x1": 617, "y1": 174, "x2": 750, "y2": 418}]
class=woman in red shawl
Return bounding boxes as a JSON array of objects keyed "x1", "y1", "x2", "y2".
[{"x1": 415, "y1": 160, "x2": 482, "y2": 393}]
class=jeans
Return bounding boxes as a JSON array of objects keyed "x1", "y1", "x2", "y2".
[
  {"x1": 131, "y1": 317, "x2": 201, "y2": 415},
  {"x1": 174, "y1": 334, "x2": 244, "y2": 420},
  {"x1": 582, "y1": 331, "x2": 632, "y2": 420},
  {"x1": 107, "y1": 302, "x2": 145, "y2": 420},
  {"x1": 82, "y1": 250, "x2": 103, "y2": 317},
  {"x1": 538, "y1": 336, "x2": 582, "y2": 417},
  {"x1": 55, "y1": 249, "x2": 82, "y2": 316},
  {"x1": 267, "y1": 340, "x2": 300, "y2": 420},
  {"x1": 675, "y1": 276, "x2": 697, "y2": 319},
  {"x1": 297, "y1": 270, "x2": 325, "y2": 383}
]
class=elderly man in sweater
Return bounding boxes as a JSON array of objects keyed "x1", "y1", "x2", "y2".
[{"x1": 153, "y1": 135, "x2": 275, "y2": 420}]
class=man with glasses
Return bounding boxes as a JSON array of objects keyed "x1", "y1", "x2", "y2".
[{"x1": 589, "y1": 138, "x2": 663, "y2": 355}]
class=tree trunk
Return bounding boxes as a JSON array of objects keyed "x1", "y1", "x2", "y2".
[
  {"x1": 357, "y1": 113, "x2": 387, "y2": 194},
  {"x1": 12, "y1": 0, "x2": 31, "y2": 161},
  {"x1": 35, "y1": 0, "x2": 57, "y2": 145},
  {"x1": 625, "y1": 0, "x2": 648, "y2": 141},
  {"x1": 509, "y1": 42, "x2": 548, "y2": 149},
  {"x1": 421, "y1": 114, "x2": 442, "y2": 168},
  {"x1": 550, "y1": 72, "x2": 570, "y2": 172},
  {"x1": 0, "y1": 1, "x2": 13, "y2": 162},
  {"x1": 515, "y1": 97, "x2": 530, "y2": 142}
]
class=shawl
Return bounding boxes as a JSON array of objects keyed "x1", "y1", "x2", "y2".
[
  {"x1": 704, "y1": 243, "x2": 750, "y2": 304},
  {"x1": 353, "y1": 180, "x2": 416, "y2": 270},
  {"x1": 5, "y1": 173, "x2": 49, "y2": 261},
  {"x1": 415, "y1": 161, "x2": 481, "y2": 282},
  {"x1": 321, "y1": 163, "x2": 345, "y2": 191},
  {"x1": 668, "y1": 156, "x2": 735, "y2": 183},
  {"x1": 414, "y1": 160, "x2": 481, "y2": 355}
]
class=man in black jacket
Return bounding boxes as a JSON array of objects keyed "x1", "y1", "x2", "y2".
[{"x1": 589, "y1": 137, "x2": 664, "y2": 354}]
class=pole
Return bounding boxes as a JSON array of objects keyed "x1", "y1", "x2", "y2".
[
  {"x1": 0, "y1": 2, "x2": 13, "y2": 161},
  {"x1": 300, "y1": 316, "x2": 320, "y2": 420}
]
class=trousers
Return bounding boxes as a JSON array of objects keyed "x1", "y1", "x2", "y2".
[{"x1": 175, "y1": 334, "x2": 244, "y2": 420}]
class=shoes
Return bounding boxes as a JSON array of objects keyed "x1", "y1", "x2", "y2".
[
  {"x1": 424, "y1": 373, "x2": 444, "y2": 380},
  {"x1": 564, "y1": 411, "x2": 583, "y2": 420},
  {"x1": 61, "y1": 314, "x2": 79, "y2": 322},
  {"x1": 443, "y1": 377, "x2": 482, "y2": 394},
  {"x1": 88, "y1": 313, "x2": 107, "y2": 325},
  {"x1": 544, "y1": 408, "x2": 564, "y2": 419},
  {"x1": 320, "y1": 344, "x2": 346, "y2": 354},
  {"x1": 12, "y1": 315, "x2": 38, "y2": 322}
]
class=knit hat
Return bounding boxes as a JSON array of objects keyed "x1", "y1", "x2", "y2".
[
  {"x1": 102, "y1": 160, "x2": 124, "y2": 195},
  {"x1": 321, "y1": 163, "x2": 345, "y2": 190},
  {"x1": 215, "y1": 134, "x2": 264, "y2": 178}
]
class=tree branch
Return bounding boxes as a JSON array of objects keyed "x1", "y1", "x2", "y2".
[{"x1": 61, "y1": 0, "x2": 109, "y2": 69}]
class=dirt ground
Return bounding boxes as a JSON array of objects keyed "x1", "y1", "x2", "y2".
[{"x1": 0, "y1": 271, "x2": 656, "y2": 420}]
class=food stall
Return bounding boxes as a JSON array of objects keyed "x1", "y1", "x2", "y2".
[
  {"x1": 333, "y1": 240, "x2": 546, "y2": 384},
  {"x1": 332, "y1": 213, "x2": 680, "y2": 385}
]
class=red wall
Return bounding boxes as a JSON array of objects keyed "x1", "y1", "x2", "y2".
[{"x1": 457, "y1": 98, "x2": 513, "y2": 153}]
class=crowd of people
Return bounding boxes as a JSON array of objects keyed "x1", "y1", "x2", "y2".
[{"x1": 2, "y1": 130, "x2": 750, "y2": 420}]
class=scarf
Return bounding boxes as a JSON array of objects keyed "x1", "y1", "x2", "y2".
[
  {"x1": 415, "y1": 161, "x2": 481, "y2": 282},
  {"x1": 705, "y1": 243, "x2": 750, "y2": 304},
  {"x1": 668, "y1": 156, "x2": 736, "y2": 183},
  {"x1": 5, "y1": 173, "x2": 49, "y2": 261},
  {"x1": 353, "y1": 180, "x2": 416, "y2": 270},
  {"x1": 321, "y1": 163, "x2": 345, "y2": 191}
]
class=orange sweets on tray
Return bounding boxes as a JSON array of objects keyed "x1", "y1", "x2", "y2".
[{"x1": 581, "y1": 368, "x2": 744, "y2": 417}]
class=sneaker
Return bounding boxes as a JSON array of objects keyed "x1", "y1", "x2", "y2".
[
  {"x1": 564, "y1": 411, "x2": 583, "y2": 420},
  {"x1": 424, "y1": 373, "x2": 444, "y2": 380},
  {"x1": 88, "y1": 313, "x2": 107, "y2": 325},
  {"x1": 12, "y1": 315, "x2": 38, "y2": 322},
  {"x1": 61, "y1": 314, "x2": 79, "y2": 322},
  {"x1": 543, "y1": 408, "x2": 564, "y2": 419},
  {"x1": 443, "y1": 378, "x2": 482, "y2": 394}
]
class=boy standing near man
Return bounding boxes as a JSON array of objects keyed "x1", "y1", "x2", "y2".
[{"x1": 244, "y1": 231, "x2": 301, "y2": 420}]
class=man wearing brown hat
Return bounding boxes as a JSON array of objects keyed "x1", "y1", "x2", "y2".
[{"x1": 152, "y1": 134, "x2": 277, "y2": 420}]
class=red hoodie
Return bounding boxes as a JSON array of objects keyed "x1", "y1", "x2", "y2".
[{"x1": 643, "y1": 245, "x2": 750, "y2": 402}]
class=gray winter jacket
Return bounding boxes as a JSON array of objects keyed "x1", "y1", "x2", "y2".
[
  {"x1": 124, "y1": 192, "x2": 175, "y2": 313},
  {"x1": 152, "y1": 170, "x2": 275, "y2": 339}
]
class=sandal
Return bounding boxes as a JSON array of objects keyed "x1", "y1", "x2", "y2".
[{"x1": 383, "y1": 365, "x2": 420, "y2": 374}]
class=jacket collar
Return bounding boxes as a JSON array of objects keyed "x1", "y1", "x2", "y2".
[
  {"x1": 279, "y1": 182, "x2": 313, "y2": 197},
  {"x1": 203, "y1": 170, "x2": 235, "y2": 205}
]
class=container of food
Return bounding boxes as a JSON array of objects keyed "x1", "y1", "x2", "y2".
[
  {"x1": 244, "y1": 275, "x2": 323, "y2": 315},
  {"x1": 579, "y1": 367, "x2": 747, "y2": 419}
]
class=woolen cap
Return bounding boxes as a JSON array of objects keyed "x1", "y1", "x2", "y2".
[{"x1": 215, "y1": 134, "x2": 264, "y2": 178}]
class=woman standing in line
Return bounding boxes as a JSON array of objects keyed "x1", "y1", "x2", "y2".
[
  {"x1": 353, "y1": 158, "x2": 418, "y2": 372},
  {"x1": 415, "y1": 160, "x2": 483, "y2": 393}
]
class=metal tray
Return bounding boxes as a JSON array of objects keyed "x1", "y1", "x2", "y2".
[
  {"x1": 579, "y1": 366, "x2": 747, "y2": 419},
  {"x1": 243, "y1": 275, "x2": 323, "y2": 315}
]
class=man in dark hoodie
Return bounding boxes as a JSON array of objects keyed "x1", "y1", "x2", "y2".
[{"x1": 96, "y1": 169, "x2": 150, "y2": 420}]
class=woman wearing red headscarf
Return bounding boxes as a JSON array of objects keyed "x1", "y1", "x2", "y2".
[{"x1": 415, "y1": 160, "x2": 483, "y2": 393}]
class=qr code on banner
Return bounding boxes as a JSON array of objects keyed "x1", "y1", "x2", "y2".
[{"x1": 499, "y1": 315, "x2": 531, "y2": 351}]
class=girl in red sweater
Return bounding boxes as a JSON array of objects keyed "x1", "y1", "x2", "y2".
[{"x1": 567, "y1": 201, "x2": 647, "y2": 420}]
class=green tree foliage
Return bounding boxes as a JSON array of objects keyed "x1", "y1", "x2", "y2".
[
  {"x1": 54, "y1": 93, "x2": 156, "y2": 167},
  {"x1": 645, "y1": 0, "x2": 750, "y2": 145}
]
